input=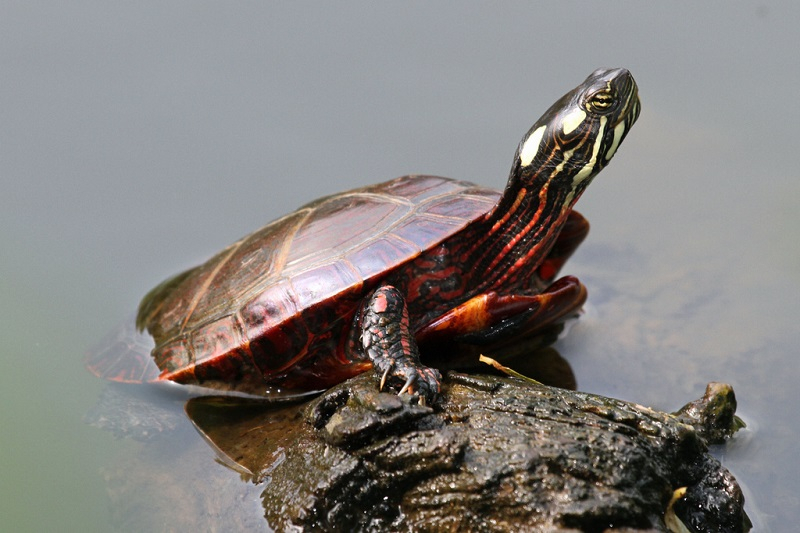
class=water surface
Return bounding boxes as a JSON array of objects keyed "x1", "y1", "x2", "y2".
[{"x1": 2, "y1": 3, "x2": 797, "y2": 530}]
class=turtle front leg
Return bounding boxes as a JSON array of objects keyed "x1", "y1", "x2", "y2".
[
  {"x1": 361, "y1": 285, "x2": 441, "y2": 404},
  {"x1": 415, "y1": 275, "x2": 587, "y2": 346},
  {"x1": 534, "y1": 210, "x2": 590, "y2": 286}
]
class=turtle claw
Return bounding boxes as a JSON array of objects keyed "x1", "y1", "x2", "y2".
[
  {"x1": 380, "y1": 364, "x2": 392, "y2": 392},
  {"x1": 372, "y1": 356, "x2": 441, "y2": 404},
  {"x1": 373, "y1": 354, "x2": 441, "y2": 402},
  {"x1": 397, "y1": 375, "x2": 414, "y2": 396},
  {"x1": 361, "y1": 286, "x2": 442, "y2": 405}
]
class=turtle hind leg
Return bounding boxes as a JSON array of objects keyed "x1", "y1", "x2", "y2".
[{"x1": 361, "y1": 285, "x2": 441, "y2": 404}]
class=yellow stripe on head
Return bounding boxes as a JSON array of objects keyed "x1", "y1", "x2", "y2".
[
  {"x1": 518, "y1": 125, "x2": 546, "y2": 167},
  {"x1": 561, "y1": 108, "x2": 586, "y2": 135},
  {"x1": 573, "y1": 116, "x2": 606, "y2": 184},
  {"x1": 605, "y1": 121, "x2": 626, "y2": 161}
]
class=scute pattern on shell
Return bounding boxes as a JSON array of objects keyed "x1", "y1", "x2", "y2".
[{"x1": 134, "y1": 175, "x2": 498, "y2": 393}]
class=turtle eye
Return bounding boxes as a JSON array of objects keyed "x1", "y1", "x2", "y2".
[{"x1": 586, "y1": 89, "x2": 616, "y2": 113}]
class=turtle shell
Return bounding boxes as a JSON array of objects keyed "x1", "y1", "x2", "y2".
[{"x1": 91, "y1": 175, "x2": 500, "y2": 395}]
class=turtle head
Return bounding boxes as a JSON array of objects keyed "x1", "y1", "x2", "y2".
[{"x1": 513, "y1": 68, "x2": 640, "y2": 205}]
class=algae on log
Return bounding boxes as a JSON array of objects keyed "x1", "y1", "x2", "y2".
[{"x1": 259, "y1": 373, "x2": 748, "y2": 532}]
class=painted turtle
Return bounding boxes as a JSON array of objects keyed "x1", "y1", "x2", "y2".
[{"x1": 88, "y1": 68, "x2": 640, "y2": 402}]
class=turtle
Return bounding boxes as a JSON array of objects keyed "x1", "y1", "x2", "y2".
[{"x1": 87, "y1": 68, "x2": 640, "y2": 403}]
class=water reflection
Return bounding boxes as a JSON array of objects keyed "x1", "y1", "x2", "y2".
[{"x1": 86, "y1": 338, "x2": 751, "y2": 531}]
